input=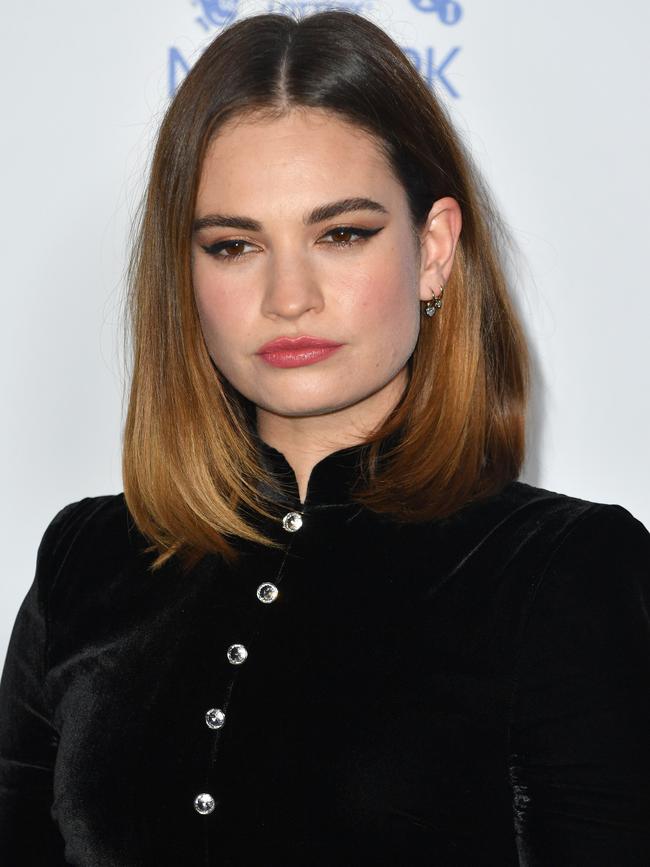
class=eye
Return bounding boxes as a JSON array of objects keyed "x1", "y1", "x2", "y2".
[
  {"x1": 320, "y1": 226, "x2": 383, "y2": 247},
  {"x1": 200, "y1": 239, "x2": 258, "y2": 263}
]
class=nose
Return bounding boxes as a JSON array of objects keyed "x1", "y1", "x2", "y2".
[{"x1": 260, "y1": 244, "x2": 325, "y2": 320}]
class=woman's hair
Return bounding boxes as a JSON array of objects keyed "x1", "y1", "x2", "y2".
[{"x1": 122, "y1": 9, "x2": 530, "y2": 573}]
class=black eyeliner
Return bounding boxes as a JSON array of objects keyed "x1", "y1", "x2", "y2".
[{"x1": 200, "y1": 224, "x2": 384, "y2": 257}]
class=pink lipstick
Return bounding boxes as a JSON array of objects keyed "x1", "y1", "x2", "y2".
[{"x1": 256, "y1": 335, "x2": 344, "y2": 368}]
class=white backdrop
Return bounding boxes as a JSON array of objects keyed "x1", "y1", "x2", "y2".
[{"x1": 2, "y1": 0, "x2": 649, "y2": 664}]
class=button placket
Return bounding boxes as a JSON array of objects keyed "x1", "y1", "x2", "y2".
[
  {"x1": 195, "y1": 644, "x2": 247, "y2": 815},
  {"x1": 196, "y1": 521, "x2": 296, "y2": 817}
]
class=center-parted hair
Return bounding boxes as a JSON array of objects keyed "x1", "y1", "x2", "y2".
[{"x1": 122, "y1": 10, "x2": 530, "y2": 573}]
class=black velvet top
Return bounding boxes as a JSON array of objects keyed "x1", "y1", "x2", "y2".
[{"x1": 1, "y1": 439, "x2": 650, "y2": 866}]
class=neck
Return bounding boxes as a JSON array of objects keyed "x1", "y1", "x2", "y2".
[{"x1": 255, "y1": 370, "x2": 407, "y2": 504}]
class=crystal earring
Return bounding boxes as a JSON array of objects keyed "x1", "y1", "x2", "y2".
[{"x1": 424, "y1": 284, "x2": 445, "y2": 317}]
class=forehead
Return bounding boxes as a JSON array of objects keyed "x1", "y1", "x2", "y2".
[{"x1": 197, "y1": 107, "x2": 401, "y2": 200}]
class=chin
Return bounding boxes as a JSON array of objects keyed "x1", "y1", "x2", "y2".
[{"x1": 253, "y1": 391, "x2": 363, "y2": 419}]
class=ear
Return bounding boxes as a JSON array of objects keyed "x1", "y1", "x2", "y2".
[{"x1": 417, "y1": 196, "x2": 462, "y2": 303}]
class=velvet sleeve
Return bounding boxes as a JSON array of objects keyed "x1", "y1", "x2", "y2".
[
  {"x1": 0, "y1": 500, "x2": 88, "y2": 865},
  {"x1": 508, "y1": 503, "x2": 650, "y2": 866}
]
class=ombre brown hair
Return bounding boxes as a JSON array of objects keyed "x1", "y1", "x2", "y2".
[{"x1": 122, "y1": 9, "x2": 530, "y2": 573}]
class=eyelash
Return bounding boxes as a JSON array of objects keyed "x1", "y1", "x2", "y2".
[{"x1": 200, "y1": 226, "x2": 383, "y2": 263}]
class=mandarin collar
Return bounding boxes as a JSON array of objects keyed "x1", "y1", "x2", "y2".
[{"x1": 253, "y1": 436, "x2": 370, "y2": 510}]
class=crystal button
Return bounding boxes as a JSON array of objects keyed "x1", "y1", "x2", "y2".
[
  {"x1": 282, "y1": 511, "x2": 303, "y2": 532},
  {"x1": 205, "y1": 708, "x2": 226, "y2": 729},
  {"x1": 226, "y1": 643, "x2": 248, "y2": 664},
  {"x1": 256, "y1": 582, "x2": 279, "y2": 603},
  {"x1": 194, "y1": 792, "x2": 215, "y2": 814}
]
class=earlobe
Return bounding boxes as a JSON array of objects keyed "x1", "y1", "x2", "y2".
[{"x1": 417, "y1": 196, "x2": 462, "y2": 302}]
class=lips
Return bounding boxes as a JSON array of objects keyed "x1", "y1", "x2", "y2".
[
  {"x1": 255, "y1": 335, "x2": 345, "y2": 369},
  {"x1": 256, "y1": 335, "x2": 343, "y2": 354}
]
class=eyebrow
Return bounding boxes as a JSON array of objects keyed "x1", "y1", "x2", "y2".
[{"x1": 192, "y1": 197, "x2": 389, "y2": 233}]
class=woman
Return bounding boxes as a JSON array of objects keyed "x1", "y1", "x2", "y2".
[{"x1": 1, "y1": 9, "x2": 648, "y2": 866}]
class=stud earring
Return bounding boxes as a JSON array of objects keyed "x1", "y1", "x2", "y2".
[{"x1": 424, "y1": 284, "x2": 445, "y2": 317}]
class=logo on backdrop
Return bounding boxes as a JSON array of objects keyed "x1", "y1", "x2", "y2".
[
  {"x1": 168, "y1": 0, "x2": 463, "y2": 98},
  {"x1": 192, "y1": 0, "x2": 238, "y2": 30},
  {"x1": 409, "y1": 0, "x2": 462, "y2": 24}
]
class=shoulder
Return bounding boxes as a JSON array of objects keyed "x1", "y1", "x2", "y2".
[
  {"x1": 41, "y1": 492, "x2": 131, "y2": 547},
  {"x1": 506, "y1": 489, "x2": 650, "y2": 736},
  {"x1": 427, "y1": 479, "x2": 649, "y2": 601},
  {"x1": 512, "y1": 480, "x2": 648, "y2": 556},
  {"x1": 461, "y1": 479, "x2": 649, "y2": 557},
  {"x1": 495, "y1": 483, "x2": 650, "y2": 689},
  {"x1": 517, "y1": 486, "x2": 650, "y2": 626},
  {"x1": 37, "y1": 493, "x2": 137, "y2": 584}
]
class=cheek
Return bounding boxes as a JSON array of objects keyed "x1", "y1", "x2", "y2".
[
  {"x1": 347, "y1": 258, "x2": 420, "y2": 348},
  {"x1": 192, "y1": 265, "x2": 247, "y2": 354}
]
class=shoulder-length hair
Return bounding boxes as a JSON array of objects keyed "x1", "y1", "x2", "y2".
[{"x1": 122, "y1": 9, "x2": 530, "y2": 573}]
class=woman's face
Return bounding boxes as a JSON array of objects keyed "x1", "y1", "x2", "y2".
[{"x1": 191, "y1": 107, "x2": 441, "y2": 430}]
